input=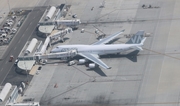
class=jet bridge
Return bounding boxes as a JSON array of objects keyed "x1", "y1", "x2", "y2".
[
  {"x1": 50, "y1": 27, "x2": 72, "y2": 43},
  {"x1": 18, "y1": 50, "x2": 77, "y2": 61},
  {"x1": 55, "y1": 19, "x2": 81, "y2": 26},
  {"x1": 34, "y1": 50, "x2": 77, "y2": 60},
  {"x1": 38, "y1": 19, "x2": 81, "y2": 26}
]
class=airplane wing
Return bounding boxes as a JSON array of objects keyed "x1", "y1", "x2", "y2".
[
  {"x1": 78, "y1": 53, "x2": 111, "y2": 69},
  {"x1": 92, "y1": 29, "x2": 125, "y2": 45}
]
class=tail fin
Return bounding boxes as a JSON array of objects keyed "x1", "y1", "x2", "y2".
[{"x1": 126, "y1": 31, "x2": 144, "y2": 44}]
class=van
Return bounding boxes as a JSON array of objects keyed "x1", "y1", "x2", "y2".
[{"x1": 14, "y1": 59, "x2": 19, "y2": 66}]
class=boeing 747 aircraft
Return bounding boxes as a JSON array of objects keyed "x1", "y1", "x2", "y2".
[{"x1": 51, "y1": 29, "x2": 146, "y2": 69}]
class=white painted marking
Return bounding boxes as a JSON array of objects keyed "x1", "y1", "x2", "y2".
[
  {"x1": 14, "y1": 46, "x2": 17, "y2": 50},
  {"x1": 18, "y1": 40, "x2": 20, "y2": 44}
]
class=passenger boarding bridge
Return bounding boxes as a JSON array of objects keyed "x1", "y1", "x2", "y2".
[
  {"x1": 18, "y1": 50, "x2": 77, "y2": 61},
  {"x1": 17, "y1": 37, "x2": 77, "y2": 70},
  {"x1": 49, "y1": 27, "x2": 72, "y2": 43},
  {"x1": 38, "y1": 19, "x2": 81, "y2": 27}
]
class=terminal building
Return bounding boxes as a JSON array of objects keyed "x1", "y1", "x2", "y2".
[
  {"x1": 13, "y1": 3, "x2": 81, "y2": 74},
  {"x1": 37, "y1": 4, "x2": 81, "y2": 37},
  {"x1": 0, "y1": 83, "x2": 39, "y2": 106},
  {"x1": 0, "y1": 4, "x2": 80, "y2": 106},
  {"x1": 38, "y1": 4, "x2": 67, "y2": 36},
  {"x1": 14, "y1": 4, "x2": 80, "y2": 72},
  {"x1": 17, "y1": 38, "x2": 43, "y2": 71},
  {"x1": 17, "y1": 35, "x2": 76, "y2": 74}
]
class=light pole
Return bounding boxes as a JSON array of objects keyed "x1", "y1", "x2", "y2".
[
  {"x1": 23, "y1": 56, "x2": 29, "y2": 84},
  {"x1": 7, "y1": 0, "x2": 10, "y2": 12}
]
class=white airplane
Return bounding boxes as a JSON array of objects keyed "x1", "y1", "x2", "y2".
[{"x1": 51, "y1": 29, "x2": 146, "y2": 69}]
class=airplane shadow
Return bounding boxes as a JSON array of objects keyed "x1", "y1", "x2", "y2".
[
  {"x1": 73, "y1": 50, "x2": 139, "y2": 76},
  {"x1": 87, "y1": 66, "x2": 107, "y2": 77},
  {"x1": 100, "y1": 50, "x2": 139, "y2": 62}
]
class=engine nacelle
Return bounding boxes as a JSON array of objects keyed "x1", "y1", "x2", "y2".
[
  {"x1": 68, "y1": 61, "x2": 76, "y2": 66},
  {"x1": 99, "y1": 39, "x2": 102, "y2": 41},
  {"x1": 89, "y1": 63, "x2": 96, "y2": 69},
  {"x1": 78, "y1": 59, "x2": 88, "y2": 64}
]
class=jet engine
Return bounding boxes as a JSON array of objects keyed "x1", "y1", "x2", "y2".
[
  {"x1": 88, "y1": 63, "x2": 96, "y2": 69},
  {"x1": 68, "y1": 61, "x2": 76, "y2": 66},
  {"x1": 78, "y1": 59, "x2": 88, "y2": 64}
]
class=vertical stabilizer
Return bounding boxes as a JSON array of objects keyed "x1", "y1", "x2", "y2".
[{"x1": 126, "y1": 31, "x2": 144, "y2": 44}]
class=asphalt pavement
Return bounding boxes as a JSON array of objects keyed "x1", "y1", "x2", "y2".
[{"x1": 0, "y1": 6, "x2": 46, "y2": 86}]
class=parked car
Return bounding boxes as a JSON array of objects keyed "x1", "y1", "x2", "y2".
[
  {"x1": 12, "y1": 28, "x2": 17, "y2": 34},
  {"x1": 1, "y1": 33, "x2": 7, "y2": 38},
  {"x1": 14, "y1": 58, "x2": 19, "y2": 66}
]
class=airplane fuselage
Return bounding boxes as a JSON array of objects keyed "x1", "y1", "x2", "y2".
[{"x1": 51, "y1": 44, "x2": 142, "y2": 55}]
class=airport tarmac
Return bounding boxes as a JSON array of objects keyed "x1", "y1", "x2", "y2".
[
  {"x1": 0, "y1": 6, "x2": 46, "y2": 86},
  {"x1": 21, "y1": 0, "x2": 180, "y2": 106}
]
